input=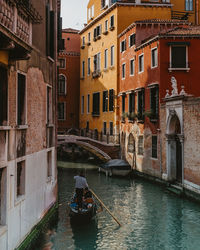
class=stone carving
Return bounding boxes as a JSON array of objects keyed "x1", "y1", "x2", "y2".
[
  {"x1": 180, "y1": 85, "x2": 186, "y2": 96},
  {"x1": 171, "y1": 76, "x2": 178, "y2": 96}
]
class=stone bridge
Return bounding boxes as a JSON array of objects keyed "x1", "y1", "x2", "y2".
[{"x1": 57, "y1": 135, "x2": 120, "y2": 161}]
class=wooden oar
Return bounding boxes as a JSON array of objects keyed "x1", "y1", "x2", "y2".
[{"x1": 90, "y1": 188, "x2": 122, "y2": 227}]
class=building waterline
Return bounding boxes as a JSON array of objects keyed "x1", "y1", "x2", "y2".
[{"x1": 38, "y1": 162, "x2": 200, "y2": 250}]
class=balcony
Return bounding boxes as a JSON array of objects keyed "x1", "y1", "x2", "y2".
[
  {"x1": 0, "y1": 0, "x2": 42, "y2": 60},
  {"x1": 92, "y1": 70, "x2": 101, "y2": 78}
]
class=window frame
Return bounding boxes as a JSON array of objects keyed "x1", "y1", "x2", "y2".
[
  {"x1": 88, "y1": 58, "x2": 91, "y2": 76},
  {"x1": 87, "y1": 94, "x2": 90, "y2": 114},
  {"x1": 81, "y1": 96, "x2": 84, "y2": 114},
  {"x1": 151, "y1": 47, "x2": 158, "y2": 69},
  {"x1": 17, "y1": 72, "x2": 27, "y2": 126},
  {"x1": 129, "y1": 33, "x2": 135, "y2": 47},
  {"x1": 120, "y1": 39, "x2": 126, "y2": 53},
  {"x1": 58, "y1": 102, "x2": 66, "y2": 120},
  {"x1": 111, "y1": 45, "x2": 114, "y2": 67},
  {"x1": 104, "y1": 49, "x2": 108, "y2": 69},
  {"x1": 59, "y1": 58, "x2": 66, "y2": 69},
  {"x1": 58, "y1": 74, "x2": 66, "y2": 95},
  {"x1": 169, "y1": 45, "x2": 188, "y2": 70},
  {"x1": 138, "y1": 53, "x2": 144, "y2": 73},
  {"x1": 138, "y1": 135, "x2": 144, "y2": 156},
  {"x1": 122, "y1": 63, "x2": 126, "y2": 80},
  {"x1": 82, "y1": 60, "x2": 85, "y2": 78},
  {"x1": 152, "y1": 135, "x2": 158, "y2": 159},
  {"x1": 130, "y1": 58, "x2": 135, "y2": 76}
]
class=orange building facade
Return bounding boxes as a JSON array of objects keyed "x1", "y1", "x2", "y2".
[
  {"x1": 58, "y1": 29, "x2": 80, "y2": 133},
  {"x1": 119, "y1": 22, "x2": 200, "y2": 189}
]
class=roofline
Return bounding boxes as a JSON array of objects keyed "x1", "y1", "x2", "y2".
[
  {"x1": 79, "y1": 2, "x2": 172, "y2": 35},
  {"x1": 135, "y1": 32, "x2": 200, "y2": 51},
  {"x1": 118, "y1": 20, "x2": 189, "y2": 38}
]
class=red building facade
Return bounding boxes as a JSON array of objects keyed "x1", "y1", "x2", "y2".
[
  {"x1": 58, "y1": 28, "x2": 80, "y2": 133},
  {"x1": 119, "y1": 21, "x2": 200, "y2": 185}
]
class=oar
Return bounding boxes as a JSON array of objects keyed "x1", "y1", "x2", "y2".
[{"x1": 90, "y1": 188, "x2": 122, "y2": 227}]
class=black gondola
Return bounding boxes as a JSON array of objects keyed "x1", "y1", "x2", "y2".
[{"x1": 69, "y1": 195, "x2": 97, "y2": 223}]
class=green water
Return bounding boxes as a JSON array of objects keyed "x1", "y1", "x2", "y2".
[{"x1": 40, "y1": 162, "x2": 200, "y2": 250}]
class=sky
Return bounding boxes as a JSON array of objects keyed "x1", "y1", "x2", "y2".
[{"x1": 61, "y1": 0, "x2": 88, "y2": 31}]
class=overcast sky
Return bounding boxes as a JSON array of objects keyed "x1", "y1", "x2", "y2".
[{"x1": 61, "y1": 0, "x2": 88, "y2": 31}]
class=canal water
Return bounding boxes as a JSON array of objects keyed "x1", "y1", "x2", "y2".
[{"x1": 39, "y1": 162, "x2": 200, "y2": 250}]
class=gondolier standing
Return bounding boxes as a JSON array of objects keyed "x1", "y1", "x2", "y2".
[{"x1": 74, "y1": 170, "x2": 88, "y2": 211}]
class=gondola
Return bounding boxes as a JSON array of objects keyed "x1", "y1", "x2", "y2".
[
  {"x1": 99, "y1": 159, "x2": 131, "y2": 177},
  {"x1": 69, "y1": 195, "x2": 97, "y2": 223}
]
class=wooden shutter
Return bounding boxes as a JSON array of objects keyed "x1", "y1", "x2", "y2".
[{"x1": 0, "y1": 67, "x2": 8, "y2": 125}]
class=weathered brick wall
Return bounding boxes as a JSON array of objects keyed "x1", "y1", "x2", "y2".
[{"x1": 183, "y1": 98, "x2": 200, "y2": 185}]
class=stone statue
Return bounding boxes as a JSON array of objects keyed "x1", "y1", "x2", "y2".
[{"x1": 171, "y1": 76, "x2": 178, "y2": 96}]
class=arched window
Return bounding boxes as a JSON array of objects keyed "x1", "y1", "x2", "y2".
[
  {"x1": 128, "y1": 133, "x2": 135, "y2": 153},
  {"x1": 58, "y1": 74, "x2": 66, "y2": 95}
]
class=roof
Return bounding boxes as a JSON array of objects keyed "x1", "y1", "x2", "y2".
[
  {"x1": 118, "y1": 19, "x2": 189, "y2": 38},
  {"x1": 79, "y1": 2, "x2": 172, "y2": 34},
  {"x1": 135, "y1": 26, "x2": 200, "y2": 51},
  {"x1": 62, "y1": 28, "x2": 80, "y2": 34}
]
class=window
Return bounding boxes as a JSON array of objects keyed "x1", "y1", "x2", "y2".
[
  {"x1": 82, "y1": 61, "x2": 85, "y2": 78},
  {"x1": 17, "y1": 73, "x2": 26, "y2": 125},
  {"x1": 137, "y1": 89, "x2": 145, "y2": 121},
  {"x1": 111, "y1": 45, "x2": 114, "y2": 66},
  {"x1": 122, "y1": 95, "x2": 125, "y2": 114},
  {"x1": 171, "y1": 46, "x2": 187, "y2": 68},
  {"x1": 185, "y1": 0, "x2": 193, "y2": 10},
  {"x1": 110, "y1": 122, "x2": 113, "y2": 136},
  {"x1": 129, "y1": 34, "x2": 135, "y2": 47},
  {"x1": 152, "y1": 135, "x2": 157, "y2": 158},
  {"x1": 94, "y1": 25, "x2": 101, "y2": 39},
  {"x1": 88, "y1": 32, "x2": 91, "y2": 42},
  {"x1": 150, "y1": 86, "x2": 159, "y2": 120},
  {"x1": 88, "y1": 58, "x2": 91, "y2": 75},
  {"x1": 128, "y1": 134, "x2": 135, "y2": 153},
  {"x1": 92, "y1": 92, "x2": 100, "y2": 116},
  {"x1": 103, "y1": 90, "x2": 108, "y2": 112},
  {"x1": 58, "y1": 75, "x2": 66, "y2": 95},
  {"x1": 110, "y1": 15, "x2": 114, "y2": 28},
  {"x1": 59, "y1": 58, "x2": 65, "y2": 69},
  {"x1": 122, "y1": 63, "x2": 126, "y2": 79},
  {"x1": 47, "y1": 86, "x2": 52, "y2": 124},
  {"x1": 46, "y1": 3, "x2": 55, "y2": 58},
  {"x1": 87, "y1": 94, "x2": 90, "y2": 113},
  {"x1": 105, "y1": 20, "x2": 108, "y2": 32},
  {"x1": 130, "y1": 59, "x2": 135, "y2": 76},
  {"x1": 103, "y1": 122, "x2": 107, "y2": 135},
  {"x1": 104, "y1": 49, "x2": 108, "y2": 69},
  {"x1": 16, "y1": 161, "x2": 25, "y2": 197},
  {"x1": 129, "y1": 93, "x2": 135, "y2": 114},
  {"x1": 58, "y1": 102, "x2": 65, "y2": 120},
  {"x1": 109, "y1": 89, "x2": 114, "y2": 111},
  {"x1": 120, "y1": 40, "x2": 126, "y2": 53},
  {"x1": 94, "y1": 53, "x2": 101, "y2": 71},
  {"x1": 151, "y1": 48, "x2": 158, "y2": 68},
  {"x1": 0, "y1": 167, "x2": 6, "y2": 225},
  {"x1": 101, "y1": 0, "x2": 107, "y2": 8},
  {"x1": 139, "y1": 54, "x2": 144, "y2": 73},
  {"x1": 0, "y1": 67, "x2": 8, "y2": 126},
  {"x1": 82, "y1": 36, "x2": 85, "y2": 46},
  {"x1": 138, "y1": 136, "x2": 144, "y2": 155},
  {"x1": 47, "y1": 151, "x2": 52, "y2": 178},
  {"x1": 91, "y1": 5, "x2": 94, "y2": 17},
  {"x1": 81, "y1": 96, "x2": 84, "y2": 114}
]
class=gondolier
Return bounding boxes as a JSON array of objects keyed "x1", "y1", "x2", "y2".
[{"x1": 74, "y1": 170, "x2": 88, "y2": 211}]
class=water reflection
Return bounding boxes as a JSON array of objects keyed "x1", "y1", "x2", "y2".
[{"x1": 38, "y1": 162, "x2": 200, "y2": 250}]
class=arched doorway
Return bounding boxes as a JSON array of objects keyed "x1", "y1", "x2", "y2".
[
  {"x1": 128, "y1": 133, "x2": 136, "y2": 169},
  {"x1": 166, "y1": 114, "x2": 183, "y2": 183}
]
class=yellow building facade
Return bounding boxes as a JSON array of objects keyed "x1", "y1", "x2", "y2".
[{"x1": 79, "y1": 0, "x2": 172, "y2": 143}]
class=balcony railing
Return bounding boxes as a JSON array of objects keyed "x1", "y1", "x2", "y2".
[{"x1": 0, "y1": 0, "x2": 42, "y2": 48}]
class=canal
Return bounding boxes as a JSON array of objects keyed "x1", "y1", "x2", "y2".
[{"x1": 39, "y1": 162, "x2": 200, "y2": 250}]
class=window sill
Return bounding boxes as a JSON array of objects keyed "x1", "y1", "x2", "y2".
[
  {"x1": 109, "y1": 26, "x2": 115, "y2": 31},
  {"x1": 151, "y1": 157, "x2": 158, "y2": 161},
  {"x1": 0, "y1": 225, "x2": 7, "y2": 237},
  {"x1": 46, "y1": 123, "x2": 54, "y2": 128},
  {"x1": 137, "y1": 120, "x2": 144, "y2": 124},
  {"x1": 151, "y1": 65, "x2": 158, "y2": 69},
  {"x1": 150, "y1": 118, "x2": 158, "y2": 123},
  {"x1": 103, "y1": 31, "x2": 108, "y2": 35},
  {"x1": 16, "y1": 125, "x2": 28, "y2": 130},
  {"x1": 80, "y1": 77, "x2": 85, "y2": 80},
  {"x1": 81, "y1": 45, "x2": 85, "y2": 49},
  {"x1": 47, "y1": 56, "x2": 55, "y2": 63},
  {"x1": 15, "y1": 195, "x2": 25, "y2": 206},
  {"x1": 0, "y1": 126, "x2": 11, "y2": 131},
  {"x1": 87, "y1": 42, "x2": 91, "y2": 46},
  {"x1": 110, "y1": 65, "x2": 115, "y2": 70},
  {"x1": 103, "y1": 68, "x2": 108, "y2": 72},
  {"x1": 92, "y1": 113, "x2": 100, "y2": 117},
  {"x1": 168, "y1": 67, "x2": 190, "y2": 72},
  {"x1": 138, "y1": 71, "x2": 144, "y2": 74}
]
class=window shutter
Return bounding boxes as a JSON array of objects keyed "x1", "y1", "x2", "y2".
[{"x1": 46, "y1": 4, "x2": 50, "y2": 56}]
